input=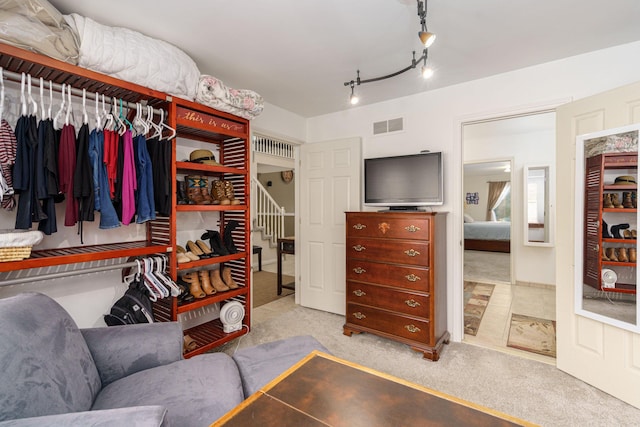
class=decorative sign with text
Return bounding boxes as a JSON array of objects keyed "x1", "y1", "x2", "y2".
[{"x1": 176, "y1": 107, "x2": 246, "y2": 134}]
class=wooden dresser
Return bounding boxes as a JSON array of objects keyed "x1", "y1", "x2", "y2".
[{"x1": 344, "y1": 211, "x2": 449, "y2": 361}]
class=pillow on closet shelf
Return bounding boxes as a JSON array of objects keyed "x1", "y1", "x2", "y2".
[
  {"x1": 196, "y1": 75, "x2": 264, "y2": 120},
  {"x1": 0, "y1": 0, "x2": 80, "y2": 64},
  {"x1": 463, "y1": 213, "x2": 475, "y2": 223},
  {"x1": 65, "y1": 13, "x2": 200, "y2": 100}
]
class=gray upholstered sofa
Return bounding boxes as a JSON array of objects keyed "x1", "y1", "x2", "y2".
[{"x1": 0, "y1": 292, "x2": 328, "y2": 426}]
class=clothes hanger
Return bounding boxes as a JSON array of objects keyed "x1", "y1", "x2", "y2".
[
  {"x1": 143, "y1": 257, "x2": 167, "y2": 298},
  {"x1": 94, "y1": 92, "x2": 102, "y2": 130},
  {"x1": 65, "y1": 83, "x2": 73, "y2": 126},
  {"x1": 20, "y1": 73, "x2": 27, "y2": 117},
  {"x1": 82, "y1": 89, "x2": 88, "y2": 125},
  {"x1": 39, "y1": 77, "x2": 46, "y2": 119},
  {"x1": 147, "y1": 106, "x2": 163, "y2": 138},
  {"x1": 113, "y1": 97, "x2": 126, "y2": 134},
  {"x1": 27, "y1": 74, "x2": 37, "y2": 117},
  {"x1": 47, "y1": 81, "x2": 53, "y2": 119},
  {"x1": 53, "y1": 84, "x2": 65, "y2": 129},
  {"x1": 103, "y1": 95, "x2": 114, "y2": 131},
  {"x1": 118, "y1": 98, "x2": 133, "y2": 135},
  {"x1": 154, "y1": 255, "x2": 179, "y2": 297},
  {"x1": 135, "y1": 259, "x2": 160, "y2": 302},
  {"x1": 159, "y1": 108, "x2": 176, "y2": 140},
  {"x1": 0, "y1": 68, "x2": 4, "y2": 122}
]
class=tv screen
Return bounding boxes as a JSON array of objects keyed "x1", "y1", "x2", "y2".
[{"x1": 364, "y1": 152, "x2": 443, "y2": 209}]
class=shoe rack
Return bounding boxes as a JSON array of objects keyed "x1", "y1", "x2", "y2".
[
  {"x1": 584, "y1": 152, "x2": 637, "y2": 294},
  {"x1": 151, "y1": 97, "x2": 251, "y2": 357}
]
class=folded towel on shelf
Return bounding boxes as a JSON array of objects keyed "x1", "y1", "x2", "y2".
[
  {"x1": 65, "y1": 14, "x2": 200, "y2": 100},
  {"x1": 196, "y1": 75, "x2": 264, "y2": 120}
]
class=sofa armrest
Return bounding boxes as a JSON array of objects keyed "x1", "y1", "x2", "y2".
[
  {"x1": 82, "y1": 322, "x2": 183, "y2": 387},
  {"x1": 0, "y1": 406, "x2": 168, "y2": 427}
]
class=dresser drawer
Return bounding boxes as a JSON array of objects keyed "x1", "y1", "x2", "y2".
[
  {"x1": 347, "y1": 213, "x2": 431, "y2": 240},
  {"x1": 346, "y1": 258, "x2": 430, "y2": 292},
  {"x1": 347, "y1": 281, "x2": 430, "y2": 317},
  {"x1": 347, "y1": 237, "x2": 429, "y2": 266},
  {"x1": 346, "y1": 303, "x2": 430, "y2": 343}
]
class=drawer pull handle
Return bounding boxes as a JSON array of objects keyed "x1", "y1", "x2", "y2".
[
  {"x1": 353, "y1": 245, "x2": 366, "y2": 252},
  {"x1": 404, "y1": 249, "x2": 420, "y2": 257},
  {"x1": 405, "y1": 299, "x2": 421, "y2": 308},
  {"x1": 353, "y1": 312, "x2": 366, "y2": 320},
  {"x1": 405, "y1": 324, "x2": 421, "y2": 333},
  {"x1": 353, "y1": 289, "x2": 366, "y2": 297},
  {"x1": 405, "y1": 274, "x2": 420, "y2": 282},
  {"x1": 353, "y1": 267, "x2": 366, "y2": 274},
  {"x1": 405, "y1": 225, "x2": 421, "y2": 232},
  {"x1": 352, "y1": 223, "x2": 367, "y2": 230}
]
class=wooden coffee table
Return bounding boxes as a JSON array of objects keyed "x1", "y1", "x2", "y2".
[{"x1": 212, "y1": 350, "x2": 536, "y2": 427}]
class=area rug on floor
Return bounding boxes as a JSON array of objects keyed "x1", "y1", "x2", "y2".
[
  {"x1": 507, "y1": 314, "x2": 556, "y2": 358},
  {"x1": 463, "y1": 281, "x2": 495, "y2": 336},
  {"x1": 253, "y1": 271, "x2": 295, "y2": 308}
]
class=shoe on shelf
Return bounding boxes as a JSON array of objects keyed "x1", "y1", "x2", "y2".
[
  {"x1": 212, "y1": 180, "x2": 231, "y2": 205},
  {"x1": 201, "y1": 230, "x2": 229, "y2": 256},
  {"x1": 619, "y1": 247, "x2": 629, "y2": 263},
  {"x1": 186, "y1": 175, "x2": 210, "y2": 205},
  {"x1": 183, "y1": 334, "x2": 198, "y2": 353},
  {"x1": 198, "y1": 176, "x2": 218, "y2": 205},
  {"x1": 223, "y1": 180, "x2": 241, "y2": 205},
  {"x1": 180, "y1": 272, "x2": 206, "y2": 299},
  {"x1": 223, "y1": 220, "x2": 239, "y2": 254},
  {"x1": 177, "y1": 282, "x2": 194, "y2": 304},
  {"x1": 629, "y1": 248, "x2": 637, "y2": 263},
  {"x1": 196, "y1": 239, "x2": 215, "y2": 257},
  {"x1": 176, "y1": 245, "x2": 199, "y2": 261},
  {"x1": 210, "y1": 268, "x2": 230, "y2": 292},
  {"x1": 187, "y1": 240, "x2": 208, "y2": 258},
  {"x1": 176, "y1": 251, "x2": 190, "y2": 264},
  {"x1": 603, "y1": 193, "x2": 614, "y2": 208},
  {"x1": 221, "y1": 266, "x2": 239, "y2": 289},
  {"x1": 605, "y1": 247, "x2": 619, "y2": 262},
  {"x1": 198, "y1": 270, "x2": 216, "y2": 295}
]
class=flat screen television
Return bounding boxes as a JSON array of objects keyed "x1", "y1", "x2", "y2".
[{"x1": 364, "y1": 152, "x2": 443, "y2": 210}]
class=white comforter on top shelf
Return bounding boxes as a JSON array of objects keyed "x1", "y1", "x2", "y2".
[{"x1": 64, "y1": 13, "x2": 200, "y2": 100}]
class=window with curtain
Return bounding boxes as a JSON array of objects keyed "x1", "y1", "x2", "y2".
[{"x1": 486, "y1": 181, "x2": 510, "y2": 221}]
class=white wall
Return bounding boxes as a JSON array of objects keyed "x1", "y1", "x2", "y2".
[{"x1": 306, "y1": 40, "x2": 640, "y2": 341}]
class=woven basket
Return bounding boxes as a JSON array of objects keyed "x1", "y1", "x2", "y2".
[{"x1": 0, "y1": 246, "x2": 33, "y2": 262}]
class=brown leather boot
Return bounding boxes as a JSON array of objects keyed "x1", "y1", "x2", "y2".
[
  {"x1": 603, "y1": 193, "x2": 614, "y2": 208},
  {"x1": 618, "y1": 247, "x2": 629, "y2": 263},
  {"x1": 212, "y1": 180, "x2": 230, "y2": 205},
  {"x1": 222, "y1": 266, "x2": 239, "y2": 289},
  {"x1": 611, "y1": 193, "x2": 624, "y2": 208},
  {"x1": 606, "y1": 247, "x2": 618, "y2": 262},
  {"x1": 181, "y1": 272, "x2": 206, "y2": 298},
  {"x1": 210, "y1": 268, "x2": 230, "y2": 292},
  {"x1": 198, "y1": 270, "x2": 216, "y2": 295},
  {"x1": 186, "y1": 176, "x2": 209, "y2": 205},
  {"x1": 623, "y1": 192, "x2": 634, "y2": 208},
  {"x1": 198, "y1": 176, "x2": 218, "y2": 205},
  {"x1": 629, "y1": 248, "x2": 637, "y2": 263},
  {"x1": 223, "y1": 180, "x2": 241, "y2": 205},
  {"x1": 601, "y1": 249, "x2": 610, "y2": 261}
]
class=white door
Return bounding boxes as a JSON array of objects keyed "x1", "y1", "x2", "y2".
[
  {"x1": 556, "y1": 81, "x2": 640, "y2": 408},
  {"x1": 299, "y1": 138, "x2": 361, "y2": 314}
]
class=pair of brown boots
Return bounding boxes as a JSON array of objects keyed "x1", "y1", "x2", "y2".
[
  {"x1": 180, "y1": 267, "x2": 239, "y2": 299},
  {"x1": 603, "y1": 193, "x2": 634, "y2": 209},
  {"x1": 602, "y1": 247, "x2": 636, "y2": 263},
  {"x1": 211, "y1": 179, "x2": 241, "y2": 206},
  {"x1": 185, "y1": 176, "x2": 241, "y2": 205}
]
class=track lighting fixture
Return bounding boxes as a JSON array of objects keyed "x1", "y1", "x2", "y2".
[{"x1": 343, "y1": 0, "x2": 436, "y2": 104}]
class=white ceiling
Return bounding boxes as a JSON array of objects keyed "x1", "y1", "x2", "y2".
[{"x1": 49, "y1": 0, "x2": 640, "y2": 118}]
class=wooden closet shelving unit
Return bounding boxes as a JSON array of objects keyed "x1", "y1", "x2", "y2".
[
  {"x1": 0, "y1": 42, "x2": 172, "y2": 273},
  {"x1": 0, "y1": 43, "x2": 252, "y2": 354}
]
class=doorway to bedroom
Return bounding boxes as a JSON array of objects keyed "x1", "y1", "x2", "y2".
[{"x1": 462, "y1": 112, "x2": 557, "y2": 363}]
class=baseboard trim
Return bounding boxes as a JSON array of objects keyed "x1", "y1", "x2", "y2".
[{"x1": 515, "y1": 280, "x2": 555, "y2": 290}]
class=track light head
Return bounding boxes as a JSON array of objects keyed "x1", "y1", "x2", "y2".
[
  {"x1": 419, "y1": 31, "x2": 436, "y2": 48},
  {"x1": 349, "y1": 81, "x2": 359, "y2": 105},
  {"x1": 421, "y1": 65, "x2": 434, "y2": 79}
]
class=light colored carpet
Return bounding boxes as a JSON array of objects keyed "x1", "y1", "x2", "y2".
[
  {"x1": 507, "y1": 314, "x2": 556, "y2": 358},
  {"x1": 218, "y1": 295, "x2": 640, "y2": 426},
  {"x1": 464, "y1": 250, "x2": 510, "y2": 283},
  {"x1": 252, "y1": 271, "x2": 294, "y2": 308},
  {"x1": 463, "y1": 281, "x2": 495, "y2": 336}
]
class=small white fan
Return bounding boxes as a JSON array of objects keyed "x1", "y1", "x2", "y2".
[
  {"x1": 601, "y1": 268, "x2": 617, "y2": 288},
  {"x1": 220, "y1": 301, "x2": 245, "y2": 333}
]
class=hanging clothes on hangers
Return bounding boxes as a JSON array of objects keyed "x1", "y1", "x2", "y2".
[
  {"x1": 58, "y1": 122, "x2": 78, "y2": 227},
  {"x1": 133, "y1": 132, "x2": 155, "y2": 224},
  {"x1": 88, "y1": 125, "x2": 120, "y2": 229},
  {"x1": 73, "y1": 121, "x2": 95, "y2": 241},
  {"x1": 36, "y1": 115, "x2": 58, "y2": 235},
  {"x1": 120, "y1": 127, "x2": 136, "y2": 225},
  {"x1": 0, "y1": 119, "x2": 17, "y2": 211},
  {"x1": 14, "y1": 74, "x2": 47, "y2": 229}
]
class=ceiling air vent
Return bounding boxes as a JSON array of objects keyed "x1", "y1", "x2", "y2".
[{"x1": 373, "y1": 117, "x2": 404, "y2": 135}]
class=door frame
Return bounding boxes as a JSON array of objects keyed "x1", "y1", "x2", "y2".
[{"x1": 451, "y1": 98, "x2": 571, "y2": 343}]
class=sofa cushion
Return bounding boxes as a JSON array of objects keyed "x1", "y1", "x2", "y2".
[
  {"x1": 232, "y1": 335, "x2": 330, "y2": 397},
  {"x1": 0, "y1": 405, "x2": 168, "y2": 427},
  {"x1": 0, "y1": 293, "x2": 101, "y2": 421},
  {"x1": 92, "y1": 352, "x2": 244, "y2": 426}
]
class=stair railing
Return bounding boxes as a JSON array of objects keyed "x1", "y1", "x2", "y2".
[{"x1": 253, "y1": 177, "x2": 285, "y2": 245}]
